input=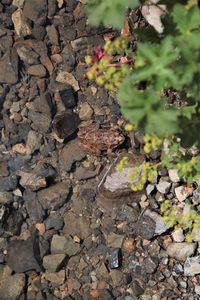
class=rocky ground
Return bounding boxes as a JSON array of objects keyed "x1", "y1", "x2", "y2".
[{"x1": 0, "y1": 1, "x2": 200, "y2": 300}]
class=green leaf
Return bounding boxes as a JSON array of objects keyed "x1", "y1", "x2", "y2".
[{"x1": 86, "y1": 0, "x2": 139, "y2": 29}]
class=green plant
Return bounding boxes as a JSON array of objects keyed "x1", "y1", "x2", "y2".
[
  {"x1": 86, "y1": 0, "x2": 200, "y2": 191},
  {"x1": 161, "y1": 200, "x2": 200, "y2": 242}
]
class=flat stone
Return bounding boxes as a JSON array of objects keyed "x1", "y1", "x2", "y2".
[
  {"x1": 167, "y1": 242, "x2": 197, "y2": 261},
  {"x1": 31, "y1": 93, "x2": 53, "y2": 115},
  {"x1": 7, "y1": 235, "x2": 41, "y2": 272},
  {"x1": 43, "y1": 254, "x2": 66, "y2": 272},
  {"x1": 156, "y1": 181, "x2": 171, "y2": 194},
  {"x1": 12, "y1": 8, "x2": 31, "y2": 37},
  {"x1": 109, "y1": 248, "x2": 122, "y2": 269},
  {"x1": 53, "y1": 111, "x2": 80, "y2": 139},
  {"x1": 63, "y1": 211, "x2": 92, "y2": 240},
  {"x1": 26, "y1": 130, "x2": 43, "y2": 154},
  {"x1": 12, "y1": 0, "x2": 25, "y2": 7},
  {"x1": 37, "y1": 181, "x2": 71, "y2": 210},
  {"x1": 59, "y1": 139, "x2": 86, "y2": 172},
  {"x1": 143, "y1": 209, "x2": 169, "y2": 235},
  {"x1": 79, "y1": 102, "x2": 94, "y2": 121},
  {"x1": 23, "y1": 0, "x2": 47, "y2": 22},
  {"x1": 45, "y1": 212, "x2": 64, "y2": 230},
  {"x1": 28, "y1": 110, "x2": 51, "y2": 133},
  {"x1": 184, "y1": 256, "x2": 200, "y2": 276},
  {"x1": 51, "y1": 234, "x2": 80, "y2": 256},
  {"x1": 0, "y1": 49, "x2": 19, "y2": 84},
  {"x1": 43, "y1": 270, "x2": 65, "y2": 285},
  {"x1": 23, "y1": 190, "x2": 44, "y2": 222},
  {"x1": 0, "y1": 192, "x2": 13, "y2": 204},
  {"x1": 0, "y1": 161, "x2": 9, "y2": 177},
  {"x1": 146, "y1": 184, "x2": 155, "y2": 196},
  {"x1": 0, "y1": 176, "x2": 18, "y2": 192},
  {"x1": 56, "y1": 71, "x2": 79, "y2": 91},
  {"x1": 137, "y1": 215, "x2": 156, "y2": 240},
  {"x1": 172, "y1": 228, "x2": 185, "y2": 242},
  {"x1": 168, "y1": 169, "x2": 180, "y2": 182},
  {"x1": 110, "y1": 269, "x2": 123, "y2": 286},
  {"x1": 106, "y1": 233, "x2": 124, "y2": 248},
  {"x1": 143, "y1": 256, "x2": 158, "y2": 274},
  {"x1": 175, "y1": 185, "x2": 193, "y2": 202},
  {"x1": 0, "y1": 273, "x2": 25, "y2": 300},
  {"x1": 59, "y1": 87, "x2": 76, "y2": 109},
  {"x1": 3, "y1": 209, "x2": 24, "y2": 235},
  {"x1": 27, "y1": 64, "x2": 47, "y2": 77}
]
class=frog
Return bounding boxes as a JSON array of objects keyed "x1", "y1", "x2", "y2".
[{"x1": 77, "y1": 123, "x2": 125, "y2": 156}]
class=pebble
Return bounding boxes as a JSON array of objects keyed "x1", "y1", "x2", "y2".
[
  {"x1": 56, "y1": 71, "x2": 79, "y2": 91},
  {"x1": 167, "y1": 242, "x2": 197, "y2": 261},
  {"x1": 0, "y1": 176, "x2": 18, "y2": 192},
  {"x1": 79, "y1": 102, "x2": 94, "y2": 121},
  {"x1": 27, "y1": 64, "x2": 47, "y2": 77},
  {"x1": 110, "y1": 269, "x2": 123, "y2": 285},
  {"x1": 143, "y1": 209, "x2": 169, "y2": 235},
  {"x1": 184, "y1": 256, "x2": 200, "y2": 276},
  {"x1": 156, "y1": 181, "x2": 171, "y2": 194},
  {"x1": 53, "y1": 110, "x2": 80, "y2": 139},
  {"x1": 59, "y1": 139, "x2": 86, "y2": 172},
  {"x1": 0, "y1": 49, "x2": 19, "y2": 84},
  {"x1": 143, "y1": 256, "x2": 158, "y2": 274},
  {"x1": 172, "y1": 228, "x2": 185, "y2": 242},
  {"x1": 146, "y1": 184, "x2": 155, "y2": 196},
  {"x1": 0, "y1": 273, "x2": 25, "y2": 300},
  {"x1": 26, "y1": 130, "x2": 43, "y2": 154},
  {"x1": 137, "y1": 215, "x2": 156, "y2": 240},
  {"x1": 168, "y1": 169, "x2": 180, "y2": 182},
  {"x1": 43, "y1": 253, "x2": 66, "y2": 272},
  {"x1": 43, "y1": 270, "x2": 65, "y2": 285},
  {"x1": 109, "y1": 248, "x2": 122, "y2": 269},
  {"x1": 175, "y1": 185, "x2": 193, "y2": 202},
  {"x1": 23, "y1": 0, "x2": 47, "y2": 22},
  {"x1": 6, "y1": 236, "x2": 41, "y2": 272},
  {"x1": 51, "y1": 234, "x2": 80, "y2": 257},
  {"x1": 106, "y1": 233, "x2": 125, "y2": 248},
  {"x1": 11, "y1": 8, "x2": 32, "y2": 37},
  {"x1": 37, "y1": 181, "x2": 71, "y2": 210}
]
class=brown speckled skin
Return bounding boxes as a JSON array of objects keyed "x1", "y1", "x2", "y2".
[{"x1": 77, "y1": 123, "x2": 125, "y2": 155}]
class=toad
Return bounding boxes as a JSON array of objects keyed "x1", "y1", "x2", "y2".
[{"x1": 78, "y1": 123, "x2": 125, "y2": 156}]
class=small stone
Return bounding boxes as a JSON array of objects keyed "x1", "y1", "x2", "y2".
[
  {"x1": 43, "y1": 254, "x2": 66, "y2": 272},
  {"x1": 132, "y1": 279, "x2": 145, "y2": 297},
  {"x1": 110, "y1": 269, "x2": 123, "y2": 286},
  {"x1": 43, "y1": 270, "x2": 65, "y2": 285},
  {"x1": 169, "y1": 169, "x2": 180, "y2": 182},
  {"x1": 59, "y1": 88, "x2": 76, "y2": 109},
  {"x1": 56, "y1": 71, "x2": 79, "y2": 91},
  {"x1": 156, "y1": 181, "x2": 171, "y2": 194},
  {"x1": 51, "y1": 234, "x2": 80, "y2": 257},
  {"x1": 19, "y1": 171, "x2": 46, "y2": 191},
  {"x1": 45, "y1": 212, "x2": 64, "y2": 230},
  {"x1": 53, "y1": 111, "x2": 80, "y2": 139},
  {"x1": 0, "y1": 49, "x2": 19, "y2": 84},
  {"x1": 47, "y1": 24, "x2": 59, "y2": 45},
  {"x1": 12, "y1": 8, "x2": 31, "y2": 37},
  {"x1": 63, "y1": 211, "x2": 92, "y2": 240},
  {"x1": 146, "y1": 184, "x2": 155, "y2": 196},
  {"x1": 172, "y1": 228, "x2": 185, "y2": 242},
  {"x1": 7, "y1": 235, "x2": 41, "y2": 272},
  {"x1": 137, "y1": 215, "x2": 156, "y2": 240},
  {"x1": 28, "y1": 110, "x2": 51, "y2": 133},
  {"x1": 175, "y1": 185, "x2": 193, "y2": 202},
  {"x1": 107, "y1": 233, "x2": 124, "y2": 248},
  {"x1": 27, "y1": 64, "x2": 47, "y2": 77},
  {"x1": 13, "y1": 0, "x2": 25, "y2": 7},
  {"x1": 0, "y1": 192, "x2": 13, "y2": 204},
  {"x1": 79, "y1": 102, "x2": 94, "y2": 121},
  {"x1": 0, "y1": 176, "x2": 18, "y2": 192},
  {"x1": 109, "y1": 248, "x2": 122, "y2": 269},
  {"x1": 194, "y1": 285, "x2": 200, "y2": 295},
  {"x1": 184, "y1": 256, "x2": 200, "y2": 276},
  {"x1": 37, "y1": 181, "x2": 71, "y2": 210},
  {"x1": 23, "y1": 0, "x2": 47, "y2": 22},
  {"x1": 23, "y1": 190, "x2": 44, "y2": 222},
  {"x1": 167, "y1": 242, "x2": 197, "y2": 261},
  {"x1": 0, "y1": 273, "x2": 25, "y2": 300},
  {"x1": 59, "y1": 139, "x2": 86, "y2": 172},
  {"x1": 0, "y1": 161, "x2": 9, "y2": 177},
  {"x1": 26, "y1": 130, "x2": 43, "y2": 154},
  {"x1": 143, "y1": 209, "x2": 169, "y2": 235},
  {"x1": 143, "y1": 256, "x2": 158, "y2": 274}
]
